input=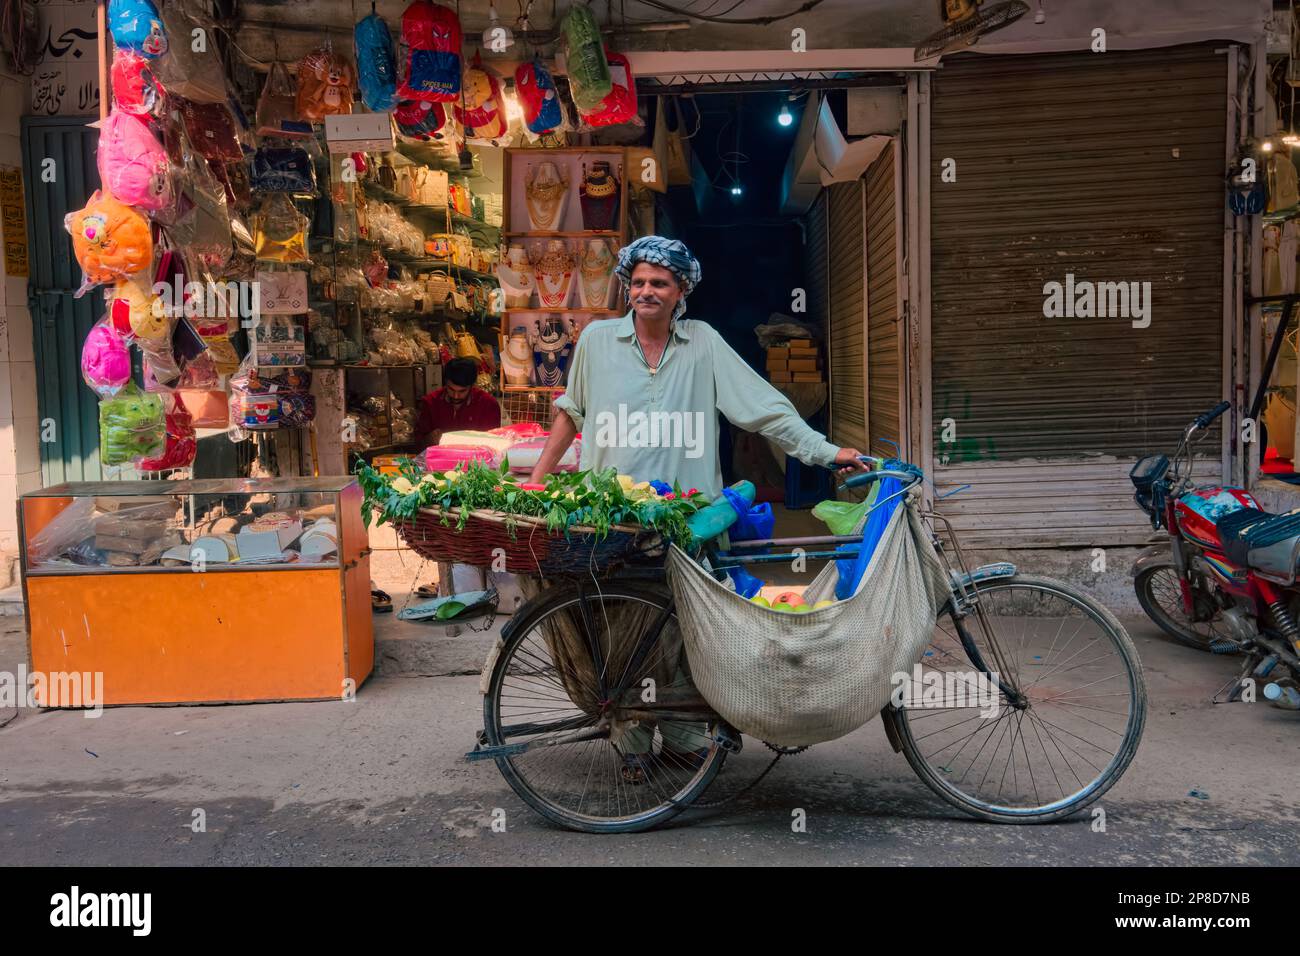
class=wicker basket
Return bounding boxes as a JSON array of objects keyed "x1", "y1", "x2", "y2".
[{"x1": 396, "y1": 507, "x2": 665, "y2": 575}]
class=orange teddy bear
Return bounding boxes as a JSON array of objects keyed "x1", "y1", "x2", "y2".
[{"x1": 66, "y1": 190, "x2": 152, "y2": 294}]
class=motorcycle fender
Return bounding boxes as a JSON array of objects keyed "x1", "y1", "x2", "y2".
[{"x1": 1130, "y1": 544, "x2": 1173, "y2": 578}]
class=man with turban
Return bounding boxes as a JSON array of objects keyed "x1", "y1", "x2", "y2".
[
  {"x1": 526, "y1": 236, "x2": 870, "y2": 783},
  {"x1": 528, "y1": 235, "x2": 868, "y2": 496}
]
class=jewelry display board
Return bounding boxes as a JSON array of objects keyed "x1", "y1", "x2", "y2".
[{"x1": 499, "y1": 148, "x2": 628, "y2": 413}]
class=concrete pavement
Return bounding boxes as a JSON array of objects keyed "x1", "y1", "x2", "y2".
[{"x1": 2, "y1": 603, "x2": 1299, "y2": 866}]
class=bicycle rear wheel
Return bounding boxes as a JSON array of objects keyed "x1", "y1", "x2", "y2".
[
  {"x1": 482, "y1": 581, "x2": 728, "y2": 834},
  {"x1": 889, "y1": 573, "x2": 1146, "y2": 823}
]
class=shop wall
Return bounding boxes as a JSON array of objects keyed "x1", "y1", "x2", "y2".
[
  {"x1": 0, "y1": 73, "x2": 39, "y2": 583},
  {"x1": 928, "y1": 46, "x2": 1230, "y2": 549}
]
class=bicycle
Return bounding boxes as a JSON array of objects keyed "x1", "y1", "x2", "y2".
[{"x1": 469, "y1": 458, "x2": 1147, "y2": 833}]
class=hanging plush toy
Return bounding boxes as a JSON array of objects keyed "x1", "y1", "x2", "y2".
[
  {"x1": 453, "y1": 52, "x2": 507, "y2": 142},
  {"x1": 109, "y1": 275, "x2": 170, "y2": 343},
  {"x1": 97, "y1": 111, "x2": 172, "y2": 212},
  {"x1": 355, "y1": 11, "x2": 398, "y2": 112},
  {"x1": 515, "y1": 58, "x2": 562, "y2": 135},
  {"x1": 579, "y1": 50, "x2": 637, "y2": 127},
  {"x1": 66, "y1": 191, "x2": 153, "y2": 296},
  {"x1": 562, "y1": 2, "x2": 611, "y2": 112},
  {"x1": 397, "y1": 0, "x2": 462, "y2": 103},
  {"x1": 110, "y1": 51, "x2": 159, "y2": 115},
  {"x1": 107, "y1": 0, "x2": 167, "y2": 58},
  {"x1": 138, "y1": 396, "x2": 197, "y2": 471},
  {"x1": 296, "y1": 45, "x2": 356, "y2": 121},
  {"x1": 81, "y1": 320, "x2": 132, "y2": 397}
]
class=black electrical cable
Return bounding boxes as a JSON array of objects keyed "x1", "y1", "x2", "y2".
[{"x1": 633, "y1": 0, "x2": 824, "y2": 25}]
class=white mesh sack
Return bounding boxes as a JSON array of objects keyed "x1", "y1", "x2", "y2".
[{"x1": 666, "y1": 496, "x2": 952, "y2": 747}]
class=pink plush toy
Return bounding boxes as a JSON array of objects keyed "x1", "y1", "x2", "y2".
[{"x1": 81, "y1": 320, "x2": 131, "y2": 396}]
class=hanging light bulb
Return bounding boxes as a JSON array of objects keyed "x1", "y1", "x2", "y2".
[
  {"x1": 730, "y1": 185, "x2": 743, "y2": 196},
  {"x1": 778, "y1": 104, "x2": 793, "y2": 127},
  {"x1": 1262, "y1": 139, "x2": 1276, "y2": 153},
  {"x1": 483, "y1": 4, "x2": 515, "y2": 52}
]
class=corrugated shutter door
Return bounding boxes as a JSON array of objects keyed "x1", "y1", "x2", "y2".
[
  {"x1": 828, "y1": 180, "x2": 866, "y2": 452},
  {"x1": 930, "y1": 46, "x2": 1227, "y2": 547},
  {"x1": 866, "y1": 142, "x2": 901, "y2": 458},
  {"x1": 804, "y1": 191, "x2": 829, "y2": 335}
]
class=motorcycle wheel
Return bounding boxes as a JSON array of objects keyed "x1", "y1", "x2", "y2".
[{"x1": 1134, "y1": 564, "x2": 1231, "y2": 653}]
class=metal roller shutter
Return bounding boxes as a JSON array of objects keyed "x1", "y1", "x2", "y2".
[
  {"x1": 828, "y1": 179, "x2": 867, "y2": 452},
  {"x1": 866, "y1": 141, "x2": 902, "y2": 458},
  {"x1": 803, "y1": 191, "x2": 829, "y2": 337},
  {"x1": 929, "y1": 46, "x2": 1228, "y2": 548}
]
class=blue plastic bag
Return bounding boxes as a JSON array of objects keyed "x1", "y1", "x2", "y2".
[
  {"x1": 108, "y1": 0, "x2": 167, "y2": 57},
  {"x1": 355, "y1": 12, "x2": 398, "y2": 112},
  {"x1": 834, "y1": 476, "x2": 902, "y2": 601}
]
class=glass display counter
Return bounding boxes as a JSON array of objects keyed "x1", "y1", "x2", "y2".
[{"x1": 20, "y1": 478, "x2": 373, "y2": 706}]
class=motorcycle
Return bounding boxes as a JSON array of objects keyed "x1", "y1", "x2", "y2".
[{"x1": 1130, "y1": 401, "x2": 1300, "y2": 709}]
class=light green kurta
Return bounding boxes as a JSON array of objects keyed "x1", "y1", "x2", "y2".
[{"x1": 554, "y1": 312, "x2": 840, "y2": 499}]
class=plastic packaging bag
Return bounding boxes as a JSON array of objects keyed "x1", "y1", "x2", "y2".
[
  {"x1": 81, "y1": 319, "x2": 131, "y2": 397},
  {"x1": 579, "y1": 49, "x2": 638, "y2": 127},
  {"x1": 397, "y1": 0, "x2": 462, "y2": 103},
  {"x1": 97, "y1": 111, "x2": 173, "y2": 211},
  {"x1": 167, "y1": 150, "x2": 232, "y2": 278},
  {"x1": 515, "y1": 58, "x2": 562, "y2": 135},
  {"x1": 110, "y1": 50, "x2": 160, "y2": 114},
  {"x1": 108, "y1": 0, "x2": 167, "y2": 57},
  {"x1": 255, "y1": 61, "x2": 312, "y2": 139},
  {"x1": 453, "y1": 53, "x2": 508, "y2": 143},
  {"x1": 562, "y1": 2, "x2": 611, "y2": 111},
  {"x1": 66, "y1": 190, "x2": 153, "y2": 296},
  {"x1": 252, "y1": 193, "x2": 310, "y2": 263},
  {"x1": 99, "y1": 384, "x2": 166, "y2": 465},
  {"x1": 29, "y1": 497, "x2": 96, "y2": 566},
  {"x1": 355, "y1": 11, "x2": 398, "y2": 112},
  {"x1": 138, "y1": 394, "x2": 197, "y2": 471},
  {"x1": 250, "y1": 147, "x2": 317, "y2": 195},
  {"x1": 295, "y1": 45, "x2": 355, "y2": 121},
  {"x1": 152, "y1": 1, "x2": 227, "y2": 102},
  {"x1": 813, "y1": 496, "x2": 875, "y2": 537},
  {"x1": 178, "y1": 98, "x2": 242, "y2": 162}
]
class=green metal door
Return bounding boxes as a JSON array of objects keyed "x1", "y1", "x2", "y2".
[{"x1": 22, "y1": 116, "x2": 105, "y2": 484}]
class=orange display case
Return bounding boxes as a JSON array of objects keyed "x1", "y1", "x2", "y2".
[{"x1": 19, "y1": 478, "x2": 374, "y2": 707}]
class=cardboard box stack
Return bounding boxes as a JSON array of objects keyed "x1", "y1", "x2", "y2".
[{"x1": 765, "y1": 339, "x2": 823, "y2": 384}]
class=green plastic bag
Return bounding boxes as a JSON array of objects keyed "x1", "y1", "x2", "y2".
[
  {"x1": 563, "y1": 2, "x2": 611, "y2": 111},
  {"x1": 812, "y1": 482, "x2": 881, "y2": 536}
]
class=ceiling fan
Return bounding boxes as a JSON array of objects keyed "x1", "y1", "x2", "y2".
[{"x1": 914, "y1": 0, "x2": 1030, "y2": 62}]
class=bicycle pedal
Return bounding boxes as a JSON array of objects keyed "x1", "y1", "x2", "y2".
[{"x1": 713, "y1": 725, "x2": 743, "y2": 755}]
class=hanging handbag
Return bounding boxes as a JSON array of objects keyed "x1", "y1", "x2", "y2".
[
  {"x1": 256, "y1": 61, "x2": 313, "y2": 139},
  {"x1": 250, "y1": 147, "x2": 317, "y2": 195},
  {"x1": 663, "y1": 96, "x2": 693, "y2": 186},
  {"x1": 256, "y1": 269, "x2": 309, "y2": 314}
]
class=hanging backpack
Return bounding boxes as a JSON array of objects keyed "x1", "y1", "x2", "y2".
[
  {"x1": 110, "y1": 50, "x2": 159, "y2": 115},
  {"x1": 580, "y1": 49, "x2": 637, "y2": 127},
  {"x1": 355, "y1": 11, "x2": 398, "y2": 112},
  {"x1": 515, "y1": 58, "x2": 562, "y2": 135},
  {"x1": 394, "y1": 100, "x2": 446, "y2": 141},
  {"x1": 397, "y1": 0, "x2": 461, "y2": 103},
  {"x1": 453, "y1": 52, "x2": 507, "y2": 142},
  {"x1": 97, "y1": 111, "x2": 173, "y2": 212},
  {"x1": 562, "y1": 2, "x2": 611, "y2": 112},
  {"x1": 107, "y1": 0, "x2": 167, "y2": 57}
]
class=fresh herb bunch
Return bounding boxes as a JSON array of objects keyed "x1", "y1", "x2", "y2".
[{"x1": 356, "y1": 457, "x2": 708, "y2": 547}]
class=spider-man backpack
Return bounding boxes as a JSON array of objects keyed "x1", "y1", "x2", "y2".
[
  {"x1": 355, "y1": 11, "x2": 398, "y2": 112},
  {"x1": 515, "y1": 58, "x2": 562, "y2": 134},
  {"x1": 397, "y1": 0, "x2": 461, "y2": 103},
  {"x1": 580, "y1": 49, "x2": 637, "y2": 127}
]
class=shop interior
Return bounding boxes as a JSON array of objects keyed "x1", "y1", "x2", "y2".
[{"x1": 29, "y1": 0, "x2": 909, "y2": 582}]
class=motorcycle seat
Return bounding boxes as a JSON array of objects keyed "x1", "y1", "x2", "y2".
[{"x1": 1215, "y1": 506, "x2": 1300, "y2": 577}]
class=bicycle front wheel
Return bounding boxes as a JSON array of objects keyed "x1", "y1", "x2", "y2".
[
  {"x1": 889, "y1": 574, "x2": 1146, "y2": 823},
  {"x1": 483, "y1": 581, "x2": 727, "y2": 834}
]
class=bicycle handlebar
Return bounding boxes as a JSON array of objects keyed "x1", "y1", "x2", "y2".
[{"x1": 842, "y1": 468, "x2": 923, "y2": 491}]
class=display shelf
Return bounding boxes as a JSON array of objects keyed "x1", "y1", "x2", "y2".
[
  {"x1": 504, "y1": 230, "x2": 620, "y2": 239},
  {"x1": 504, "y1": 307, "x2": 618, "y2": 314}
]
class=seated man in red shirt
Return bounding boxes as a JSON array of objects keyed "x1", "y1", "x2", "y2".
[{"x1": 416, "y1": 358, "x2": 501, "y2": 447}]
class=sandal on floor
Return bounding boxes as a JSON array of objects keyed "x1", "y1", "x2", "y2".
[
  {"x1": 415, "y1": 584, "x2": 440, "y2": 599},
  {"x1": 372, "y1": 589, "x2": 393, "y2": 613},
  {"x1": 620, "y1": 753, "x2": 650, "y2": 785}
]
